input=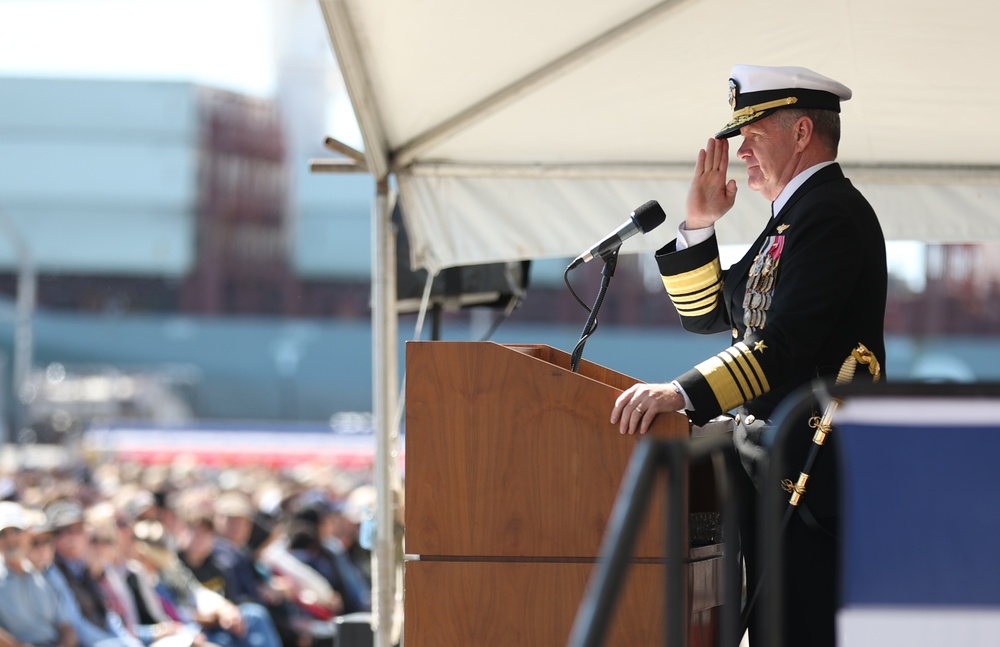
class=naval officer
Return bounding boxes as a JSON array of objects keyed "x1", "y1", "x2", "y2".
[{"x1": 611, "y1": 64, "x2": 888, "y2": 646}]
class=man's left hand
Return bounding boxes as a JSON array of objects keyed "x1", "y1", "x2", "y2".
[{"x1": 611, "y1": 383, "x2": 685, "y2": 435}]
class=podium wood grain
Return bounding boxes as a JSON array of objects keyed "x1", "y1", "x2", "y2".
[
  {"x1": 406, "y1": 341, "x2": 690, "y2": 559},
  {"x1": 405, "y1": 558, "x2": 722, "y2": 647},
  {"x1": 404, "y1": 342, "x2": 721, "y2": 646}
]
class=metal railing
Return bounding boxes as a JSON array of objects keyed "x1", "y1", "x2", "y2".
[{"x1": 567, "y1": 433, "x2": 743, "y2": 647}]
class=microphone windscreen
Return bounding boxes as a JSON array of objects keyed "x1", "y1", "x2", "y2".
[{"x1": 631, "y1": 200, "x2": 666, "y2": 233}]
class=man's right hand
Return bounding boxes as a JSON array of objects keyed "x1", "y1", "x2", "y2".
[{"x1": 686, "y1": 137, "x2": 737, "y2": 230}]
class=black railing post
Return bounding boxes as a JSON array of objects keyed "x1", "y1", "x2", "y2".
[
  {"x1": 568, "y1": 432, "x2": 742, "y2": 647},
  {"x1": 664, "y1": 444, "x2": 687, "y2": 647}
]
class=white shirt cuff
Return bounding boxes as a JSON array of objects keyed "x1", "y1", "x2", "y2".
[
  {"x1": 675, "y1": 222, "x2": 715, "y2": 252},
  {"x1": 670, "y1": 380, "x2": 694, "y2": 411}
]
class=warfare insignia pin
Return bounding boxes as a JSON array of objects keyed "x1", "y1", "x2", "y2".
[{"x1": 776, "y1": 224, "x2": 790, "y2": 234}]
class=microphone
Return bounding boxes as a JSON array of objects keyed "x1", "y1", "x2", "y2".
[{"x1": 567, "y1": 200, "x2": 666, "y2": 270}]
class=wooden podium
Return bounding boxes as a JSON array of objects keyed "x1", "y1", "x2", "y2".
[{"x1": 404, "y1": 342, "x2": 723, "y2": 646}]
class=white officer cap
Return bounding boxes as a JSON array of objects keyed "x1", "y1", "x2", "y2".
[{"x1": 716, "y1": 65, "x2": 852, "y2": 139}]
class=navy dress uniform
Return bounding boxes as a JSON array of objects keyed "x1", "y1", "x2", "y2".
[{"x1": 655, "y1": 65, "x2": 888, "y2": 646}]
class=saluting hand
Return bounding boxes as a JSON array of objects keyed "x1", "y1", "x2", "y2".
[{"x1": 686, "y1": 137, "x2": 737, "y2": 230}]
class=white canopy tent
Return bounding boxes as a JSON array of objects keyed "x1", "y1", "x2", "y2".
[
  {"x1": 315, "y1": 0, "x2": 1000, "y2": 643},
  {"x1": 321, "y1": 0, "x2": 1000, "y2": 273}
]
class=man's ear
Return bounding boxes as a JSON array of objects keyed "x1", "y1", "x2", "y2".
[{"x1": 794, "y1": 116, "x2": 814, "y2": 151}]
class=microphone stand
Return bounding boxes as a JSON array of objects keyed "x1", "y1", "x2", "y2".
[{"x1": 570, "y1": 248, "x2": 619, "y2": 372}]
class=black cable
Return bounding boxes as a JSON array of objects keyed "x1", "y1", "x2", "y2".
[
  {"x1": 564, "y1": 263, "x2": 594, "y2": 312},
  {"x1": 568, "y1": 250, "x2": 619, "y2": 372}
]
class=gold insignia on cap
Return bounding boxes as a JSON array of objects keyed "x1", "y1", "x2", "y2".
[
  {"x1": 776, "y1": 224, "x2": 790, "y2": 234},
  {"x1": 728, "y1": 79, "x2": 738, "y2": 110},
  {"x1": 731, "y1": 96, "x2": 798, "y2": 119}
]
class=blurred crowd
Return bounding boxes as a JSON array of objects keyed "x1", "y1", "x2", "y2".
[{"x1": 0, "y1": 458, "x2": 390, "y2": 647}]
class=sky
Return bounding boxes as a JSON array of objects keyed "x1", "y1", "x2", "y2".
[
  {"x1": 0, "y1": 0, "x2": 926, "y2": 289},
  {"x1": 0, "y1": 0, "x2": 363, "y2": 148},
  {"x1": 0, "y1": 0, "x2": 277, "y2": 95}
]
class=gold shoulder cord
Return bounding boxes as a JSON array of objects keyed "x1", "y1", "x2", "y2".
[{"x1": 781, "y1": 343, "x2": 881, "y2": 505}]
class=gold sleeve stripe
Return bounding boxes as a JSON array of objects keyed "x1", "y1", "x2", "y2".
[
  {"x1": 671, "y1": 284, "x2": 721, "y2": 307},
  {"x1": 677, "y1": 304, "x2": 719, "y2": 318},
  {"x1": 662, "y1": 259, "x2": 723, "y2": 318},
  {"x1": 661, "y1": 259, "x2": 722, "y2": 295},
  {"x1": 694, "y1": 355, "x2": 745, "y2": 412},
  {"x1": 725, "y1": 343, "x2": 769, "y2": 396},
  {"x1": 719, "y1": 346, "x2": 757, "y2": 401},
  {"x1": 672, "y1": 287, "x2": 722, "y2": 317},
  {"x1": 694, "y1": 342, "x2": 771, "y2": 412}
]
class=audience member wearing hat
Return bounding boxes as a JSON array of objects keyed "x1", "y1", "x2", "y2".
[
  {"x1": 335, "y1": 487, "x2": 373, "y2": 587},
  {"x1": 207, "y1": 491, "x2": 302, "y2": 647},
  {"x1": 177, "y1": 507, "x2": 228, "y2": 597},
  {"x1": 82, "y1": 505, "x2": 139, "y2": 642},
  {"x1": 612, "y1": 64, "x2": 887, "y2": 647},
  {"x1": 24, "y1": 507, "x2": 57, "y2": 573},
  {"x1": 126, "y1": 520, "x2": 282, "y2": 647},
  {"x1": 287, "y1": 500, "x2": 371, "y2": 615},
  {"x1": 0, "y1": 500, "x2": 25, "y2": 534},
  {"x1": 44, "y1": 499, "x2": 144, "y2": 647},
  {"x1": 0, "y1": 501, "x2": 78, "y2": 647},
  {"x1": 209, "y1": 491, "x2": 263, "y2": 605}
]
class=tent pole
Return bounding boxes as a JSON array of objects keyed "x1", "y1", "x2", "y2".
[
  {"x1": 371, "y1": 178, "x2": 399, "y2": 647},
  {"x1": 318, "y1": 0, "x2": 390, "y2": 180}
]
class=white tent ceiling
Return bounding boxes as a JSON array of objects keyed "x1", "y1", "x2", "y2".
[{"x1": 319, "y1": 0, "x2": 1000, "y2": 274}]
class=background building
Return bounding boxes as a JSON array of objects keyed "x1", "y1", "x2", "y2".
[{"x1": 0, "y1": 1, "x2": 996, "y2": 448}]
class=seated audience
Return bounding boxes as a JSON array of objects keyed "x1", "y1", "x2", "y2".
[
  {"x1": 0, "y1": 501, "x2": 78, "y2": 647},
  {"x1": 126, "y1": 519, "x2": 281, "y2": 647},
  {"x1": 44, "y1": 499, "x2": 142, "y2": 647}
]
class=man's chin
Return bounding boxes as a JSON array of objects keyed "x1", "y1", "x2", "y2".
[{"x1": 746, "y1": 177, "x2": 777, "y2": 200}]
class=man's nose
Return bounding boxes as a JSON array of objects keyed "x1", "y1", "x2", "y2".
[{"x1": 736, "y1": 138, "x2": 751, "y2": 159}]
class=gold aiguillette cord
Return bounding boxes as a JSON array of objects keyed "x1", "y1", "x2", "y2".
[{"x1": 781, "y1": 343, "x2": 881, "y2": 505}]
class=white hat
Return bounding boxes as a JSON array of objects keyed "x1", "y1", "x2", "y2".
[
  {"x1": 343, "y1": 485, "x2": 375, "y2": 524},
  {"x1": 716, "y1": 65, "x2": 852, "y2": 139},
  {"x1": 45, "y1": 499, "x2": 83, "y2": 531},
  {"x1": 214, "y1": 490, "x2": 255, "y2": 520},
  {"x1": 0, "y1": 501, "x2": 26, "y2": 533}
]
